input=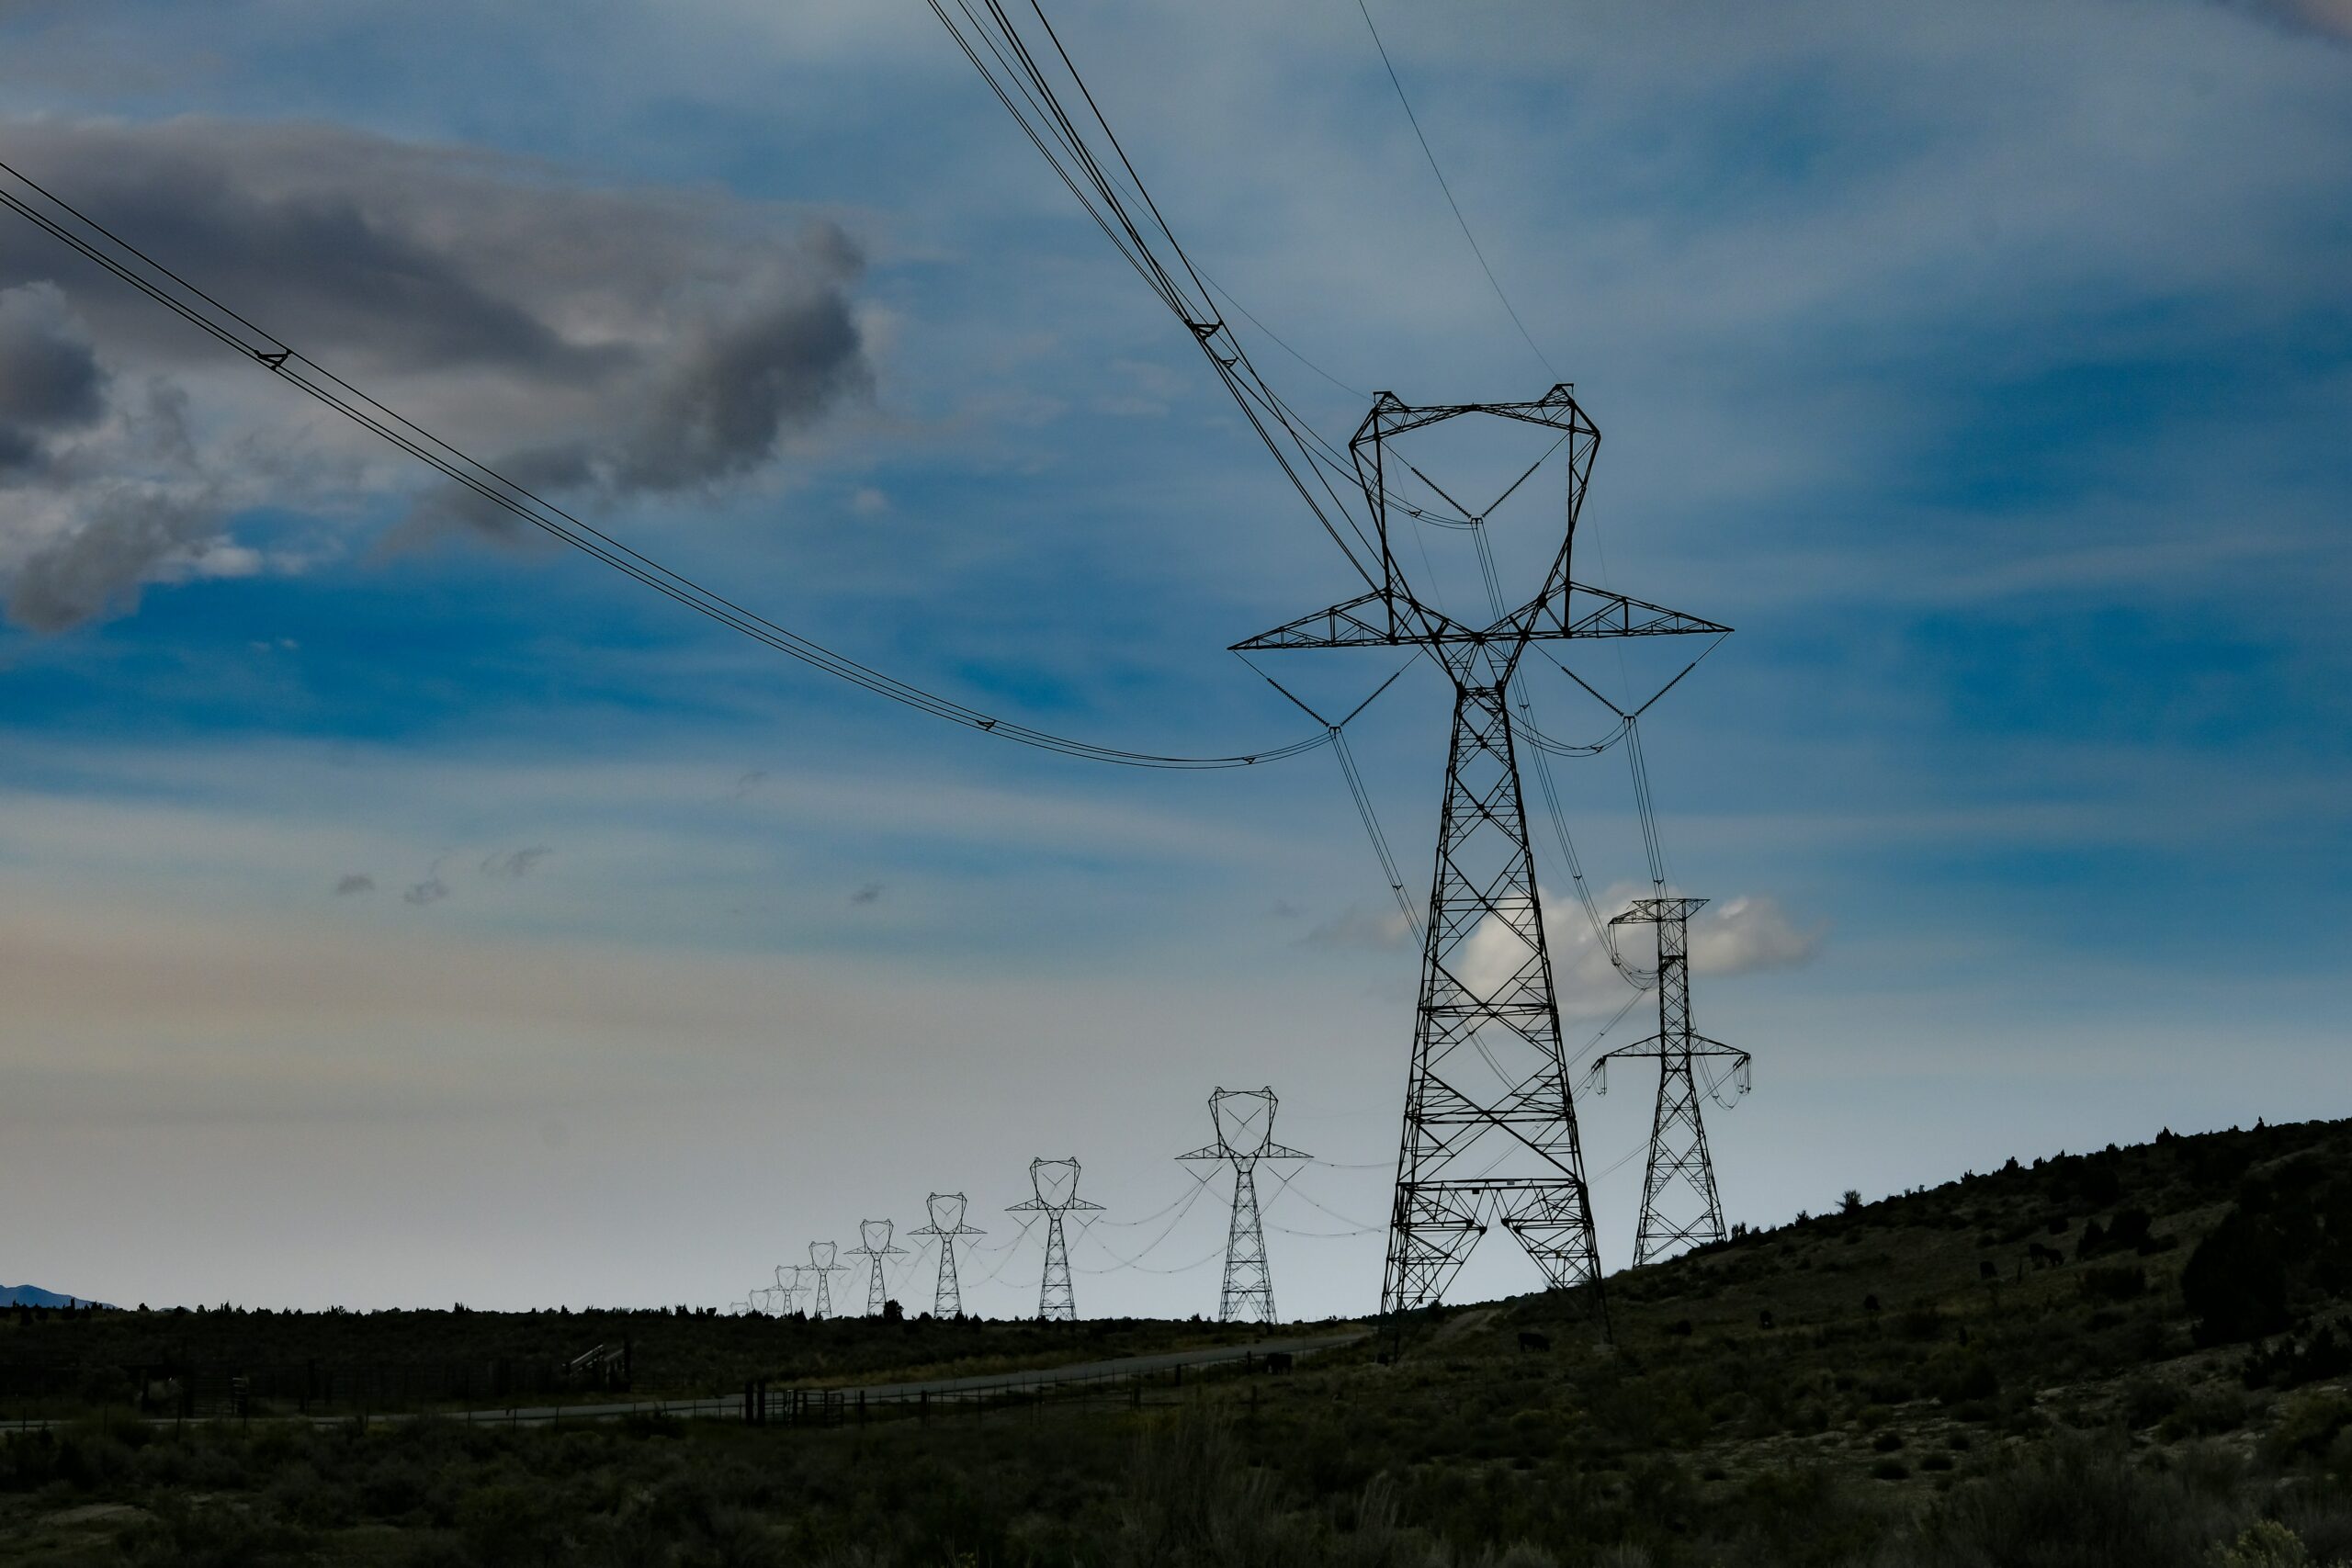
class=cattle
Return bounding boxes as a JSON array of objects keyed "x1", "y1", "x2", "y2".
[
  {"x1": 1758, "y1": 1309, "x2": 1776, "y2": 1330},
  {"x1": 1979, "y1": 1259, "x2": 1997, "y2": 1281},
  {"x1": 1668, "y1": 1318, "x2": 1694, "y2": 1337},
  {"x1": 2028, "y1": 1242, "x2": 2065, "y2": 1269},
  {"x1": 1517, "y1": 1330, "x2": 1552, "y2": 1353},
  {"x1": 1863, "y1": 1293, "x2": 1882, "y2": 1315},
  {"x1": 1263, "y1": 1351, "x2": 1294, "y2": 1375}
]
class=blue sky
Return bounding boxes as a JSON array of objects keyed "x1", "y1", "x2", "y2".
[{"x1": 0, "y1": 0, "x2": 2346, "y2": 1318}]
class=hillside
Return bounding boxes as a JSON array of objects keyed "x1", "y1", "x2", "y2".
[
  {"x1": 0, "y1": 1292, "x2": 103, "y2": 1313},
  {"x1": 4, "y1": 1116, "x2": 2352, "y2": 1565}
]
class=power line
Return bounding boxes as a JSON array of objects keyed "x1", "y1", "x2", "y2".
[
  {"x1": 1351, "y1": 0, "x2": 1557, "y2": 378},
  {"x1": 0, "y1": 160, "x2": 1337, "y2": 773}
]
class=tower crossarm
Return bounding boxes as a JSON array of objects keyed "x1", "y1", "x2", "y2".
[
  {"x1": 1232, "y1": 586, "x2": 1464, "y2": 651},
  {"x1": 1594, "y1": 1035, "x2": 1751, "y2": 1066},
  {"x1": 1178, "y1": 1140, "x2": 1311, "y2": 1164},
  {"x1": 1235, "y1": 584, "x2": 1724, "y2": 656},
  {"x1": 1503, "y1": 582, "x2": 1731, "y2": 644}
]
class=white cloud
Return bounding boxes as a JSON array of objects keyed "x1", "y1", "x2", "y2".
[{"x1": 1688, "y1": 895, "x2": 1823, "y2": 977}]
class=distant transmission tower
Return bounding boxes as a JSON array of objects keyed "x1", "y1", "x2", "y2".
[
  {"x1": 1591, "y1": 897, "x2": 1752, "y2": 1265},
  {"x1": 774, "y1": 1264, "x2": 806, "y2": 1314},
  {"x1": 1179, "y1": 1088, "x2": 1307, "y2": 1323},
  {"x1": 847, "y1": 1220, "x2": 906, "y2": 1316},
  {"x1": 912, "y1": 1193, "x2": 985, "y2": 1318},
  {"x1": 1008, "y1": 1157, "x2": 1102, "y2": 1321},
  {"x1": 1238, "y1": 388, "x2": 1726, "y2": 1318},
  {"x1": 806, "y1": 1242, "x2": 846, "y2": 1319}
]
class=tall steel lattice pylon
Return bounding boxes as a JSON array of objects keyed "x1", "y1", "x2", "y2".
[
  {"x1": 774, "y1": 1264, "x2": 806, "y2": 1315},
  {"x1": 1237, "y1": 388, "x2": 1728, "y2": 1320},
  {"x1": 847, "y1": 1219, "x2": 906, "y2": 1316},
  {"x1": 912, "y1": 1192, "x2": 985, "y2": 1318},
  {"x1": 1591, "y1": 897, "x2": 1753, "y2": 1266},
  {"x1": 805, "y1": 1241, "x2": 846, "y2": 1320},
  {"x1": 1179, "y1": 1088, "x2": 1308, "y2": 1324},
  {"x1": 1008, "y1": 1157, "x2": 1102, "y2": 1321}
]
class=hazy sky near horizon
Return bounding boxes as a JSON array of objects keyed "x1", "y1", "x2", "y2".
[{"x1": 0, "y1": 0, "x2": 2347, "y2": 1320}]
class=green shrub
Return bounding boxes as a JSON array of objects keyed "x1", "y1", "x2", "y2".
[
  {"x1": 2215, "y1": 1520, "x2": 2311, "y2": 1568},
  {"x1": 2184, "y1": 1211, "x2": 2291, "y2": 1346},
  {"x1": 2262, "y1": 1392, "x2": 2352, "y2": 1463},
  {"x1": 1906, "y1": 1438, "x2": 2225, "y2": 1567}
]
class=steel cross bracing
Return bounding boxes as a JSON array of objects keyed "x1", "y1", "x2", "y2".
[
  {"x1": 1592, "y1": 897, "x2": 1752, "y2": 1266},
  {"x1": 805, "y1": 1242, "x2": 847, "y2": 1320},
  {"x1": 847, "y1": 1220, "x2": 908, "y2": 1317},
  {"x1": 1236, "y1": 387, "x2": 1728, "y2": 1321},
  {"x1": 1008, "y1": 1157, "x2": 1103, "y2": 1322},
  {"x1": 911, "y1": 1192, "x2": 986, "y2": 1318},
  {"x1": 1179, "y1": 1088, "x2": 1309, "y2": 1324}
]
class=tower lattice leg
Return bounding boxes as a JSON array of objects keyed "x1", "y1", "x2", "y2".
[
  {"x1": 936, "y1": 1240, "x2": 962, "y2": 1317},
  {"x1": 1384, "y1": 682, "x2": 1604, "y2": 1320},
  {"x1": 1039, "y1": 1213, "x2": 1076, "y2": 1321},
  {"x1": 1219, "y1": 1163, "x2": 1275, "y2": 1323}
]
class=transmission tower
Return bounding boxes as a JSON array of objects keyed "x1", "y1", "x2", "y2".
[
  {"x1": 1238, "y1": 388, "x2": 1726, "y2": 1320},
  {"x1": 847, "y1": 1220, "x2": 907, "y2": 1316},
  {"x1": 1179, "y1": 1088, "x2": 1308, "y2": 1324},
  {"x1": 805, "y1": 1242, "x2": 846, "y2": 1319},
  {"x1": 1008, "y1": 1157, "x2": 1102, "y2": 1321},
  {"x1": 774, "y1": 1264, "x2": 806, "y2": 1315},
  {"x1": 912, "y1": 1193, "x2": 985, "y2": 1318},
  {"x1": 1590, "y1": 897, "x2": 1752, "y2": 1266}
]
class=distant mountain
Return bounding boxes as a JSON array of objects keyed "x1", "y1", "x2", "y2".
[{"x1": 0, "y1": 1284, "x2": 107, "y2": 1308}]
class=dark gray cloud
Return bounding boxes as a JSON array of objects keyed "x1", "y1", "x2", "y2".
[
  {"x1": 850, "y1": 882, "x2": 882, "y2": 905},
  {"x1": 613, "y1": 283, "x2": 869, "y2": 492},
  {"x1": 0, "y1": 283, "x2": 104, "y2": 465},
  {"x1": 334, "y1": 873, "x2": 376, "y2": 896},
  {"x1": 481, "y1": 846, "x2": 552, "y2": 878},
  {"x1": 0, "y1": 116, "x2": 874, "y2": 626},
  {"x1": 402, "y1": 876, "x2": 449, "y2": 907},
  {"x1": 0, "y1": 361, "x2": 244, "y2": 632}
]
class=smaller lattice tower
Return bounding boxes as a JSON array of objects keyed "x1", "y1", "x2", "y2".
[
  {"x1": 1591, "y1": 897, "x2": 1753, "y2": 1265},
  {"x1": 1008, "y1": 1157, "x2": 1102, "y2": 1321},
  {"x1": 774, "y1": 1264, "x2": 806, "y2": 1315},
  {"x1": 1179, "y1": 1087, "x2": 1308, "y2": 1323},
  {"x1": 806, "y1": 1241, "x2": 847, "y2": 1319},
  {"x1": 847, "y1": 1220, "x2": 907, "y2": 1316},
  {"x1": 911, "y1": 1192, "x2": 985, "y2": 1317}
]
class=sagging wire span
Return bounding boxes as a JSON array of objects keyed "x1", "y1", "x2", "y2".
[
  {"x1": 1072, "y1": 1171, "x2": 1214, "y2": 1271},
  {"x1": 0, "y1": 159, "x2": 1338, "y2": 773},
  {"x1": 970, "y1": 1215, "x2": 1042, "y2": 1286},
  {"x1": 1237, "y1": 649, "x2": 1426, "y2": 941},
  {"x1": 1264, "y1": 1159, "x2": 1385, "y2": 1234}
]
